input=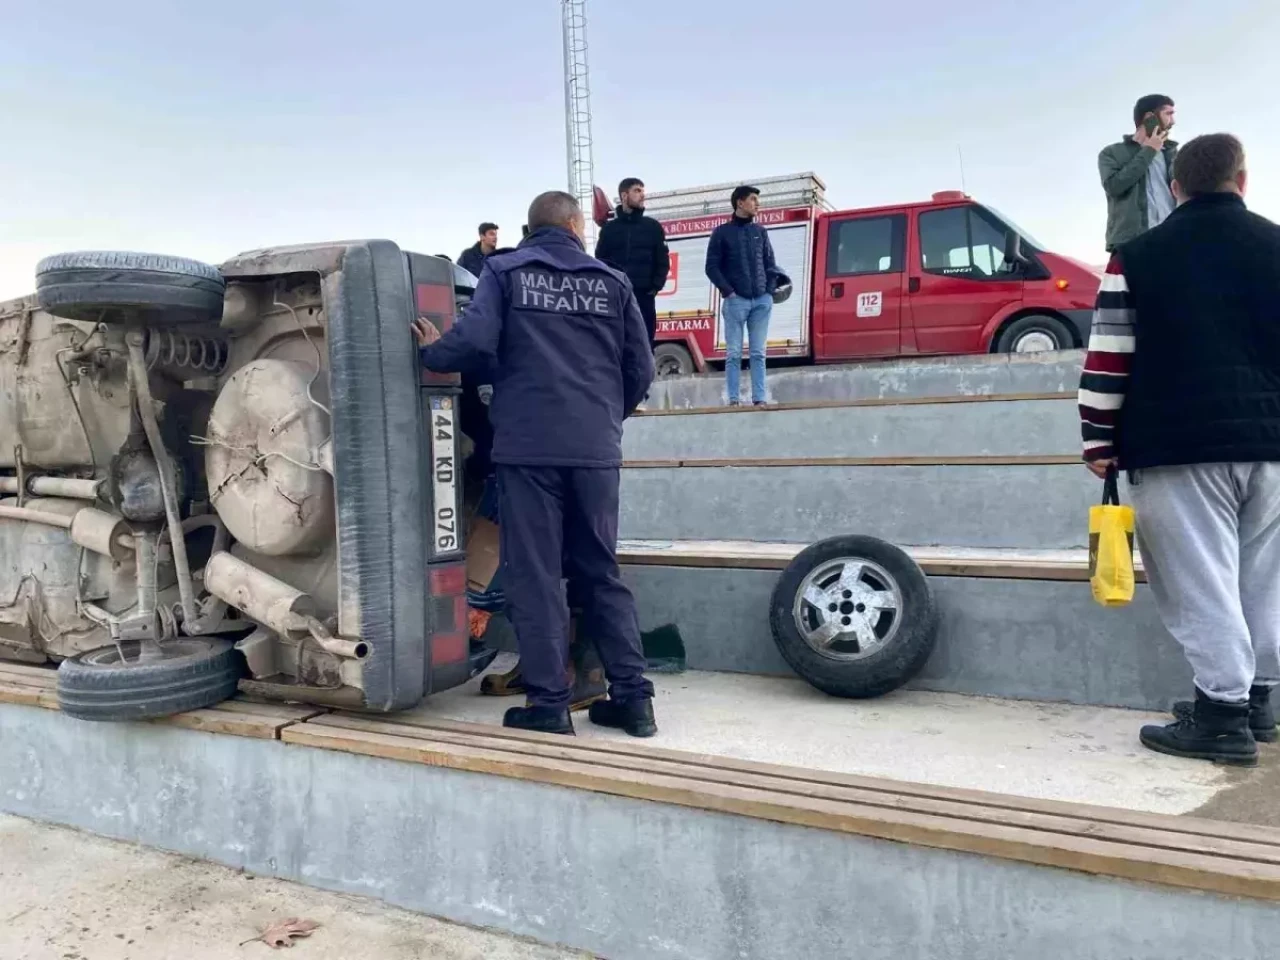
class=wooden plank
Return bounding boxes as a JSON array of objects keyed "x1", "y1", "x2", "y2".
[
  {"x1": 636, "y1": 391, "x2": 1075, "y2": 418},
  {"x1": 0, "y1": 662, "x2": 57, "y2": 683},
  {"x1": 308, "y1": 714, "x2": 1280, "y2": 868},
  {"x1": 347, "y1": 715, "x2": 1267, "y2": 847},
  {"x1": 623, "y1": 455, "x2": 1082, "y2": 469},
  {"x1": 617, "y1": 539, "x2": 1149, "y2": 584},
  {"x1": 160, "y1": 703, "x2": 324, "y2": 740},
  {"x1": 281, "y1": 721, "x2": 1280, "y2": 903},
  {"x1": 0, "y1": 681, "x2": 58, "y2": 709}
]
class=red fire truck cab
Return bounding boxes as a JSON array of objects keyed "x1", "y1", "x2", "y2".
[{"x1": 627, "y1": 173, "x2": 1101, "y2": 378}]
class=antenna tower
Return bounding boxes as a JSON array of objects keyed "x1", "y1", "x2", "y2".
[{"x1": 561, "y1": 0, "x2": 596, "y2": 245}]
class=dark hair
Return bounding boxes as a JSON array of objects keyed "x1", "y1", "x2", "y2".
[
  {"x1": 527, "y1": 191, "x2": 581, "y2": 231},
  {"x1": 618, "y1": 177, "x2": 644, "y2": 196},
  {"x1": 1133, "y1": 94, "x2": 1174, "y2": 128},
  {"x1": 478, "y1": 222, "x2": 499, "y2": 236},
  {"x1": 730, "y1": 185, "x2": 760, "y2": 211},
  {"x1": 1173, "y1": 133, "x2": 1246, "y2": 198}
]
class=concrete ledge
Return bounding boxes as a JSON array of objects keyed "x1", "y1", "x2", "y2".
[
  {"x1": 625, "y1": 395, "x2": 1078, "y2": 460},
  {"x1": 620, "y1": 463, "x2": 1097, "y2": 549},
  {"x1": 4, "y1": 703, "x2": 1280, "y2": 960},
  {"x1": 622, "y1": 563, "x2": 1188, "y2": 711},
  {"x1": 644, "y1": 349, "x2": 1085, "y2": 410}
]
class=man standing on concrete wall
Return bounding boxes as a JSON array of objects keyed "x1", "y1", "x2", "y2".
[
  {"x1": 1099, "y1": 95, "x2": 1178, "y2": 252},
  {"x1": 595, "y1": 177, "x2": 670, "y2": 351},
  {"x1": 705, "y1": 185, "x2": 779, "y2": 406},
  {"x1": 1079, "y1": 133, "x2": 1280, "y2": 766},
  {"x1": 458, "y1": 222, "x2": 500, "y2": 278}
]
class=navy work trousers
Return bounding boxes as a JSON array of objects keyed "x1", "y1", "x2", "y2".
[{"x1": 496, "y1": 464, "x2": 653, "y2": 709}]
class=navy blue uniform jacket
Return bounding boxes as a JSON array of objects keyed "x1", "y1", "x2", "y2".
[{"x1": 419, "y1": 226, "x2": 655, "y2": 468}]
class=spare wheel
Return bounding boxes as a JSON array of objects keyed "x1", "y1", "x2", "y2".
[
  {"x1": 57, "y1": 638, "x2": 244, "y2": 721},
  {"x1": 769, "y1": 535, "x2": 939, "y2": 698},
  {"x1": 35, "y1": 250, "x2": 226, "y2": 326}
]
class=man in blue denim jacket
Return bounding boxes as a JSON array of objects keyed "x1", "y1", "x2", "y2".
[{"x1": 704, "y1": 185, "x2": 779, "y2": 405}]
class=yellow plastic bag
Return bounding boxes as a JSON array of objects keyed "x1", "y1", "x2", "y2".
[{"x1": 1089, "y1": 467, "x2": 1136, "y2": 607}]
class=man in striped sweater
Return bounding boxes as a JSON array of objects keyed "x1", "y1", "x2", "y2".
[{"x1": 1079, "y1": 133, "x2": 1280, "y2": 766}]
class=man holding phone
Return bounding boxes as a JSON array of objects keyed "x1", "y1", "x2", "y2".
[{"x1": 1099, "y1": 95, "x2": 1178, "y2": 251}]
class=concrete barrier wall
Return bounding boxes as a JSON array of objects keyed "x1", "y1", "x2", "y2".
[
  {"x1": 620, "y1": 464, "x2": 1098, "y2": 549},
  {"x1": 644, "y1": 350, "x2": 1085, "y2": 410},
  {"x1": 623, "y1": 565, "x2": 1190, "y2": 711},
  {"x1": 3, "y1": 704, "x2": 1274, "y2": 960},
  {"x1": 624, "y1": 398, "x2": 1079, "y2": 461}
]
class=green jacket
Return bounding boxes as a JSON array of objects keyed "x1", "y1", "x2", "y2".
[{"x1": 1098, "y1": 136, "x2": 1178, "y2": 251}]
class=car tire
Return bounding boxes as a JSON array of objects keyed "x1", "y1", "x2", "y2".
[
  {"x1": 57, "y1": 638, "x2": 244, "y2": 721},
  {"x1": 36, "y1": 251, "x2": 226, "y2": 326},
  {"x1": 769, "y1": 535, "x2": 938, "y2": 699},
  {"x1": 994, "y1": 314, "x2": 1075, "y2": 354},
  {"x1": 653, "y1": 343, "x2": 694, "y2": 379}
]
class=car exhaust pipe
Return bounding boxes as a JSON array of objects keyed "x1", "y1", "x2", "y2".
[{"x1": 203, "y1": 551, "x2": 368, "y2": 660}]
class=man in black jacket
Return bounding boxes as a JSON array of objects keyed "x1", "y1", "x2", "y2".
[
  {"x1": 1077, "y1": 134, "x2": 1280, "y2": 765},
  {"x1": 595, "y1": 177, "x2": 670, "y2": 350},
  {"x1": 458, "y1": 222, "x2": 499, "y2": 278}
]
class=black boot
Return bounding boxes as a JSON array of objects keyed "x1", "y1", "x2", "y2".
[
  {"x1": 1171, "y1": 684, "x2": 1278, "y2": 744},
  {"x1": 588, "y1": 697, "x2": 658, "y2": 738},
  {"x1": 1142, "y1": 690, "x2": 1257, "y2": 766},
  {"x1": 503, "y1": 704, "x2": 575, "y2": 736}
]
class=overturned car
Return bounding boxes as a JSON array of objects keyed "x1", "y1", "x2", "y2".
[{"x1": 0, "y1": 242, "x2": 493, "y2": 720}]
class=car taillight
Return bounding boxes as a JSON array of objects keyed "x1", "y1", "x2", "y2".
[{"x1": 428, "y1": 562, "x2": 468, "y2": 665}]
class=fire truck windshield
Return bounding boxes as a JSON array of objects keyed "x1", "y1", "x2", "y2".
[{"x1": 982, "y1": 205, "x2": 1047, "y2": 252}]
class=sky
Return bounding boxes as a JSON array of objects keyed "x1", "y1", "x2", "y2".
[{"x1": 2, "y1": 0, "x2": 1278, "y2": 299}]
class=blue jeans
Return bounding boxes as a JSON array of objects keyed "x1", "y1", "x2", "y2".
[{"x1": 722, "y1": 294, "x2": 772, "y2": 404}]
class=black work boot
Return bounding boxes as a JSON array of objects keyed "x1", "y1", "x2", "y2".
[
  {"x1": 1142, "y1": 690, "x2": 1257, "y2": 766},
  {"x1": 1171, "y1": 684, "x2": 1278, "y2": 744},
  {"x1": 503, "y1": 704, "x2": 575, "y2": 736},
  {"x1": 588, "y1": 697, "x2": 658, "y2": 738}
]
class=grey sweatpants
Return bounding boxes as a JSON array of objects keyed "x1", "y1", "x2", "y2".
[{"x1": 1129, "y1": 463, "x2": 1280, "y2": 703}]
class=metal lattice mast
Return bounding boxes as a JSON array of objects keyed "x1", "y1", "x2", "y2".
[{"x1": 561, "y1": 0, "x2": 596, "y2": 246}]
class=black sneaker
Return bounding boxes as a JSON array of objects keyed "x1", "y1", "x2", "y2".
[
  {"x1": 1142, "y1": 691, "x2": 1257, "y2": 766},
  {"x1": 503, "y1": 704, "x2": 575, "y2": 736},
  {"x1": 753, "y1": 400, "x2": 767, "y2": 407},
  {"x1": 588, "y1": 697, "x2": 658, "y2": 738},
  {"x1": 1171, "y1": 684, "x2": 1277, "y2": 743}
]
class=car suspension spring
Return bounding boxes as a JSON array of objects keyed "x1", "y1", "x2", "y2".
[{"x1": 144, "y1": 330, "x2": 229, "y2": 375}]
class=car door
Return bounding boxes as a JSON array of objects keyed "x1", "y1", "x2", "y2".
[
  {"x1": 813, "y1": 212, "x2": 907, "y2": 360},
  {"x1": 908, "y1": 204, "x2": 1025, "y2": 355}
]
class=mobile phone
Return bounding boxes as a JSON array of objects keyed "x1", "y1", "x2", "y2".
[{"x1": 1143, "y1": 114, "x2": 1161, "y2": 136}]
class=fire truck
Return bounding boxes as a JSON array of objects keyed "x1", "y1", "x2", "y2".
[{"x1": 626, "y1": 173, "x2": 1101, "y2": 378}]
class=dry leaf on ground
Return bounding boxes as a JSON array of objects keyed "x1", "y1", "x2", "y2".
[{"x1": 241, "y1": 917, "x2": 321, "y2": 949}]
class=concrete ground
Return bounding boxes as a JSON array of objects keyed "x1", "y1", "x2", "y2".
[
  {"x1": 410, "y1": 659, "x2": 1280, "y2": 820},
  {"x1": 0, "y1": 814, "x2": 588, "y2": 960}
]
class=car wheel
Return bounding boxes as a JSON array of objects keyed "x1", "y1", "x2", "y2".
[
  {"x1": 57, "y1": 638, "x2": 244, "y2": 721},
  {"x1": 36, "y1": 251, "x2": 226, "y2": 326},
  {"x1": 994, "y1": 314, "x2": 1075, "y2": 354},
  {"x1": 653, "y1": 343, "x2": 694, "y2": 379},
  {"x1": 769, "y1": 535, "x2": 938, "y2": 699}
]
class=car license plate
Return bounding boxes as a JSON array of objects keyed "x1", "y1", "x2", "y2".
[{"x1": 428, "y1": 395, "x2": 460, "y2": 557}]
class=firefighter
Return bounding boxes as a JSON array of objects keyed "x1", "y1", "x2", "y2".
[{"x1": 414, "y1": 190, "x2": 657, "y2": 737}]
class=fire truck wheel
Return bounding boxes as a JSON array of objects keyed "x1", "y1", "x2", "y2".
[
  {"x1": 769, "y1": 535, "x2": 938, "y2": 699},
  {"x1": 653, "y1": 343, "x2": 694, "y2": 379},
  {"x1": 994, "y1": 314, "x2": 1075, "y2": 354},
  {"x1": 35, "y1": 250, "x2": 226, "y2": 326},
  {"x1": 57, "y1": 638, "x2": 244, "y2": 721}
]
